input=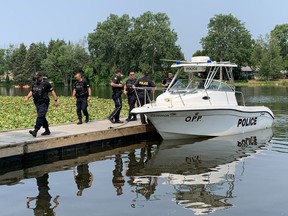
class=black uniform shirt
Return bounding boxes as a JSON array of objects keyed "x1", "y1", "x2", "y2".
[
  {"x1": 73, "y1": 79, "x2": 89, "y2": 97},
  {"x1": 134, "y1": 76, "x2": 155, "y2": 94},
  {"x1": 162, "y1": 77, "x2": 173, "y2": 86},
  {"x1": 125, "y1": 78, "x2": 137, "y2": 95},
  {"x1": 111, "y1": 75, "x2": 123, "y2": 93}
]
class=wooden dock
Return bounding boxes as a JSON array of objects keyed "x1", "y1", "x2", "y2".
[{"x1": 0, "y1": 119, "x2": 157, "y2": 159}]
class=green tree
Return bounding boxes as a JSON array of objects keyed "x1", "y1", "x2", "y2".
[
  {"x1": 131, "y1": 12, "x2": 183, "y2": 73},
  {"x1": 88, "y1": 14, "x2": 132, "y2": 83},
  {"x1": 271, "y1": 24, "x2": 288, "y2": 71},
  {"x1": 42, "y1": 41, "x2": 89, "y2": 86},
  {"x1": 0, "y1": 49, "x2": 6, "y2": 77},
  {"x1": 88, "y1": 12, "x2": 184, "y2": 84},
  {"x1": 10, "y1": 43, "x2": 27, "y2": 84},
  {"x1": 251, "y1": 34, "x2": 283, "y2": 80},
  {"x1": 24, "y1": 42, "x2": 47, "y2": 78},
  {"x1": 192, "y1": 50, "x2": 206, "y2": 57},
  {"x1": 201, "y1": 14, "x2": 253, "y2": 66}
]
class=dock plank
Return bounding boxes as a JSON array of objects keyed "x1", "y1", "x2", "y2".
[{"x1": 0, "y1": 119, "x2": 156, "y2": 158}]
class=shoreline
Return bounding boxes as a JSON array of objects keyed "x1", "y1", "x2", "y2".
[{"x1": 235, "y1": 79, "x2": 288, "y2": 87}]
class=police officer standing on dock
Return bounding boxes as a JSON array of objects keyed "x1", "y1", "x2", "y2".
[
  {"x1": 24, "y1": 72, "x2": 58, "y2": 137},
  {"x1": 72, "y1": 72, "x2": 91, "y2": 125},
  {"x1": 108, "y1": 69, "x2": 123, "y2": 124},
  {"x1": 134, "y1": 71, "x2": 156, "y2": 124},
  {"x1": 124, "y1": 71, "x2": 137, "y2": 121}
]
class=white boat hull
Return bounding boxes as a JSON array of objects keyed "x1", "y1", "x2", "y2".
[{"x1": 132, "y1": 105, "x2": 274, "y2": 140}]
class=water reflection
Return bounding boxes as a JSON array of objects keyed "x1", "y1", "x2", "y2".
[
  {"x1": 0, "y1": 85, "x2": 113, "y2": 98},
  {"x1": 127, "y1": 128, "x2": 272, "y2": 215},
  {"x1": 74, "y1": 164, "x2": 94, "y2": 196},
  {"x1": 112, "y1": 154, "x2": 125, "y2": 196},
  {"x1": 0, "y1": 129, "x2": 273, "y2": 215},
  {"x1": 26, "y1": 173, "x2": 60, "y2": 216}
]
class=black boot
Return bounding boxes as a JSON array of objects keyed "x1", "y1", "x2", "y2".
[
  {"x1": 85, "y1": 115, "x2": 89, "y2": 123},
  {"x1": 77, "y1": 119, "x2": 83, "y2": 125},
  {"x1": 41, "y1": 128, "x2": 51, "y2": 136},
  {"x1": 29, "y1": 128, "x2": 39, "y2": 137}
]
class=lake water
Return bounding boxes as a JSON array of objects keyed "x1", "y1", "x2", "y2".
[
  {"x1": 0, "y1": 86, "x2": 288, "y2": 216},
  {"x1": 0, "y1": 85, "x2": 112, "y2": 98}
]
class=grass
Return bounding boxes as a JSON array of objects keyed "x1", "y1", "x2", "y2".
[
  {"x1": 0, "y1": 96, "x2": 129, "y2": 131},
  {"x1": 235, "y1": 79, "x2": 288, "y2": 87}
]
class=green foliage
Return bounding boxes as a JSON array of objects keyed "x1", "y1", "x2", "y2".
[
  {"x1": 0, "y1": 49, "x2": 5, "y2": 75},
  {"x1": 192, "y1": 50, "x2": 206, "y2": 57},
  {"x1": 0, "y1": 96, "x2": 129, "y2": 131},
  {"x1": 201, "y1": 14, "x2": 253, "y2": 67},
  {"x1": 88, "y1": 11, "x2": 184, "y2": 81},
  {"x1": 251, "y1": 34, "x2": 283, "y2": 80},
  {"x1": 10, "y1": 43, "x2": 27, "y2": 84},
  {"x1": 42, "y1": 40, "x2": 89, "y2": 86},
  {"x1": 24, "y1": 42, "x2": 47, "y2": 78},
  {"x1": 88, "y1": 14, "x2": 132, "y2": 82},
  {"x1": 131, "y1": 12, "x2": 183, "y2": 72},
  {"x1": 271, "y1": 24, "x2": 288, "y2": 71}
]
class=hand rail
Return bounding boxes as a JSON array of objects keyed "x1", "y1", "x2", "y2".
[{"x1": 133, "y1": 87, "x2": 245, "y2": 107}]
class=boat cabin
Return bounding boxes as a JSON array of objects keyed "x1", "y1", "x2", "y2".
[{"x1": 155, "y1": 56, "x2": 242, "y2": 107}]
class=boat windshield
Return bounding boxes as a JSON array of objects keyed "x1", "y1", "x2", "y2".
[
  {"x1": 170, "y1": 78, "x2": 205, "y2": 90},
  {"x1": 168, "y1": 58, "x2": 237, "y2": 92},
  {"x1": 170, "y1": 78, "x2": 233, "y2": 92}
]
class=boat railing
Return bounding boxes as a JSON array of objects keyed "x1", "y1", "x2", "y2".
[
  {"x1": 133, "y1": 87, "x2": 156, "y2": 107},
  {"x1": 133, "y1": 85, "x2": 246, "y2": 107}
]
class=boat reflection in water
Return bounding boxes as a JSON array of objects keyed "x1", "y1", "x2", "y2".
[{"x1": 127, "y1": 128, "x2": 273, "y2": 215}]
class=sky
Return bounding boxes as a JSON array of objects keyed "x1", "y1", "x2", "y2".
[{"x1": 0, "y1": 0, "x2": 287, "y2": 60}]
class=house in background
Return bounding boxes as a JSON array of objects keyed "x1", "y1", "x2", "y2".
[
  {"x1": 241, "y1": 66, "x2": 254, "y2": 79},
  {"x1": 0, "y1": 71, "x2": 14, "y2": 82}
]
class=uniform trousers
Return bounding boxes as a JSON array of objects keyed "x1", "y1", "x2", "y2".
[
  {"x1": 35, "y1": 102, "x2": 49, "y2": 130},
  {"x1": 109, "y1": 92, "x2": 122, "y2": 121},
  {"x1": 76, "y1": 97, "x2": 89, "y2": 120},
  {"x1": 127, "y1": 94, "x2": 137, "y2": 119}
]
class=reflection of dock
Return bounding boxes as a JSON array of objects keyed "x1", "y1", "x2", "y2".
[
  {"x1": 0, "y1": 119, "x2": 156, "y2": 159},
  {"x1": 0, "y1": 140, "x2": 149, "y2": 185}
]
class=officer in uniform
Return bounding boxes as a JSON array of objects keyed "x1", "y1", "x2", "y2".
[
  {"x1": 134, "y1": 71, "x2": 156, "y2": 124},
  {"x1": 161, "y1": 72, "x2": 174, "y2": 88},
  {"x1": 25, "y1": 72, "x2": 58, "y2": 137},
  {"x1": 72, "y1": 72, "x2": 91, "y2": 124},
  {"x1": 124, "y1": 71, "x2": 137, "y2": 121},
  {"x1": 108, "y1": 69, "x2": 123, "y2": 123}
]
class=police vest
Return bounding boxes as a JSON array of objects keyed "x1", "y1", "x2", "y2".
[
  {"x1": 75, "y1": 81, "x2": 88, "y2": 97},
  {"x1": 32, "y1": 81, "x2": 49, "y2": 102},
  {"x1": 126, "y1": 79, "x2": 136, "y2": 95}
]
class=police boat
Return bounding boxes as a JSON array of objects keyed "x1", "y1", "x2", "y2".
[{"x1": 131, "y1": 56, "x2": 274, "y2": 140}]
